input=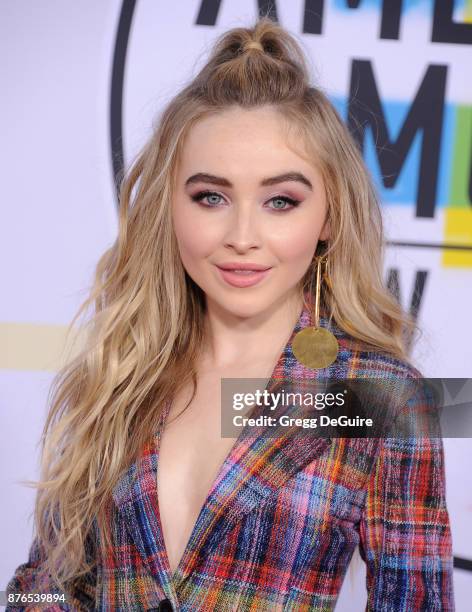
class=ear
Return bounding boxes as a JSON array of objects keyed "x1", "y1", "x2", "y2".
[{"x1": 319, "y1": 219, "x2": 330, "y2": 242}]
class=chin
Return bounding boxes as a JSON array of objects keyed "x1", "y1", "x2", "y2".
[{"x1": 208, "y1": 288, "x2": 282, "y2": 317}]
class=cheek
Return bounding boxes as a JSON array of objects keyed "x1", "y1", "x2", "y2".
[
  {"x1": 172, "y1": 200, "x2": 221, "y2": 260},
  {"x1": 267, "y1": 217, "x2": 321, "y2": 263}
]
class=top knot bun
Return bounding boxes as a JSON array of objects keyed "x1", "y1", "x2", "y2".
[
  {"x1": 191, "y1": 16, "x2": 311, "y2": 104},
  {"x1": 243, "y1": 40, "x2": 264, "y2": 53}
]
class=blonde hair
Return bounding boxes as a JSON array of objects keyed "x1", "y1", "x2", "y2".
[{"x1": 26, "y1": 16, "x2": 419, "y2": 592}]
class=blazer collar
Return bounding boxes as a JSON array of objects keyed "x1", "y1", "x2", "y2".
[{"x1": 112, "y1": 293, "x2": 339, "y2": 599}]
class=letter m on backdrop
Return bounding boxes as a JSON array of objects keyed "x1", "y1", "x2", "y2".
[{"x1": 348, "y1": 60, "x2": 447, "y2": 218}]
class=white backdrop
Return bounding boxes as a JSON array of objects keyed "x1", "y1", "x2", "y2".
[{"x1": 1, "y1": 1, "x2": 471, "y2": 609}]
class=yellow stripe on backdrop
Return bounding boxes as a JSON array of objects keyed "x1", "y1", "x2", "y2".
[
  {"x1": 443, "y1": 209, "x2": 472, "y2": 267},
  {"x1": 0, "y1": 322, "x2": 84, "y2": 372},
  {"x1": 466, "y1": 0, "x2": 472, "y2": 22}
]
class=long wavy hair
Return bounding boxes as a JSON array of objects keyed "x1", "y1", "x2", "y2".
[{"x1": 27, "y1": 16, "x2": 419, "y2": 591}]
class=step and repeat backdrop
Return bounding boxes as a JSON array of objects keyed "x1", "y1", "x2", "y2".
[{"x1": 1, "y1": 1, "x2": 471, "y2": 608}]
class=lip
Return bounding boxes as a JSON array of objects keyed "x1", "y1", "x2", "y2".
[
  {"x1": 216, "y1": 262, "x2": 272, "y2": 271},
  {"x1": 215, "y1": 264, "x2": 272, "y2": 288}
]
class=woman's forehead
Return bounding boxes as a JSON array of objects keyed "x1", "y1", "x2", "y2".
[{"x1": 176, "y1": 111, "x2": 320, "y2": 177}]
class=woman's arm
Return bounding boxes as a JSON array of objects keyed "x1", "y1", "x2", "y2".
[
  {"x1": 5, "y1": 536, "x2": 97, "y2": 612},
  {"x1": 358, "y1": 434, "x2": 455, "y2": 611}
]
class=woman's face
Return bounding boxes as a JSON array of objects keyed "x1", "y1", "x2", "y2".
[{"x1": 172, "y1": 106, "x2": 329, "y2": 318}]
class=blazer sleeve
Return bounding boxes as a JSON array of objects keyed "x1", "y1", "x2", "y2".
[
  {"x1": 5, "y1": 535, "x2": 97, "y2": 612},
  {"x1": 358, "y1": 433, "x2": 455, "y2": 611}
]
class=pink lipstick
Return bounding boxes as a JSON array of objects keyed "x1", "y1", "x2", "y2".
[{"x1": 215, "y1": 263, "x2": 272, "y2": 288}]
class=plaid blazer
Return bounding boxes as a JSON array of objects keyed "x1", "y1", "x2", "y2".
[{"x1": 6, "y1": 298, "x2": 455, "y2": 611}]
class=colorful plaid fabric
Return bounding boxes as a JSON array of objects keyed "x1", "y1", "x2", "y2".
[{"x1": 6, "y1": 298, "x2": 454, "y2": 611}]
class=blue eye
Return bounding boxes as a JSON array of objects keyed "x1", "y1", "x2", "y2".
[
  {"x1": 266, "y1": 196, "x2": 301, "y2": 211},
  {"x1": 190, "y1": 191, "x2": 301, "y2": 211},
  {"x1": 191, "y1": 191, "x2": 225, "y2": 207}
]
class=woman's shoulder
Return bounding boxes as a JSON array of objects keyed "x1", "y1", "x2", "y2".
[
  {"x1": 320, "y1": 318, "x2": 439, "y2": 440},
  {"x1": 323, "y1": 316, "x2": 424, "y2": 381}
]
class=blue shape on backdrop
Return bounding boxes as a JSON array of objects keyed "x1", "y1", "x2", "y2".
[
  {"x1": 332, "y1": 0, "x2": 435, "y2": 15},
  {"x1": 330, "y1": 96, "x2": 454, "y2": 209}
]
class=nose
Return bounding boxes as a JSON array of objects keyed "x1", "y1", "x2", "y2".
[{"x1": 223, "y1": 201, "x2": 261, "y2": 253}]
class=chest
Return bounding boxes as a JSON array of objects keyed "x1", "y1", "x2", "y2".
[
  {"x1": 158, "y1": 384, "x2": 238, "y2": 494},
  {"x1": 105, "y1": 434, "x2": 374, "y2": 610},
  {"x1": 156, "y1": 373, "x2": 239, "y2": 574}
]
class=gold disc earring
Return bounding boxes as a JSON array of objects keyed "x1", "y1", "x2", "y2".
[{"x1": 292, "y1": 255, "x2": 339, "y2": 369}]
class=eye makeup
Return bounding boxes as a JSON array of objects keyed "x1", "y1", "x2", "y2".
[{"x1": 189, "y1": 190, "x2": 302, "y2": 211}]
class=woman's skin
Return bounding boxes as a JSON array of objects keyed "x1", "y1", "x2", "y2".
[{"x1": 158, "y1": 105, "x2": 330, "y2": 575}]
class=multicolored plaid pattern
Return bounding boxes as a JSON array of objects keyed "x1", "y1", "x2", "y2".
[{"x1": 6, "y1": 298, "x2": 454, "y2": 610}]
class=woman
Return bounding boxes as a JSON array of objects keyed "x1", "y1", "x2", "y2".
[{"x1": 6, "y1": 17, "x2": 454, "y2": 611}]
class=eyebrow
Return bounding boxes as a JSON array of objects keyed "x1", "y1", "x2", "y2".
[{"x1": 184, "y1": 172, "x2": 313, "y2": 191}]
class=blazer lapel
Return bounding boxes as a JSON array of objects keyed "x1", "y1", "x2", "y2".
[
  {"x1": 111, "y1": 444, "x2": 177, "y2": 601},
  {"x1": 173, "y1": 424, "x2": 332, "y2": 584},
  {"x1": 112, "y1": 294, "x2": 335, "y2": 594}
]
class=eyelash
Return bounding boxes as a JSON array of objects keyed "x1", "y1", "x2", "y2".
[{"x1": 190, "y1": 190, "x2": 301, "y2": 211}]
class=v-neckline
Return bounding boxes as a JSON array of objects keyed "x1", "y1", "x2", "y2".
[
  {"x1": 155, "y1": 398, "x2": 182, "y2": 582},
  {"x1": 154, "y1": 374, "x2": 273, "y2": 584},
  {"x1": 153, "y1": 296, "x2": 315, "y2": 587}
]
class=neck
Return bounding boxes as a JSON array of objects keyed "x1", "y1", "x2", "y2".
[{"x1": 200, "y1": 288, "x2": 306, "y2": 371}]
